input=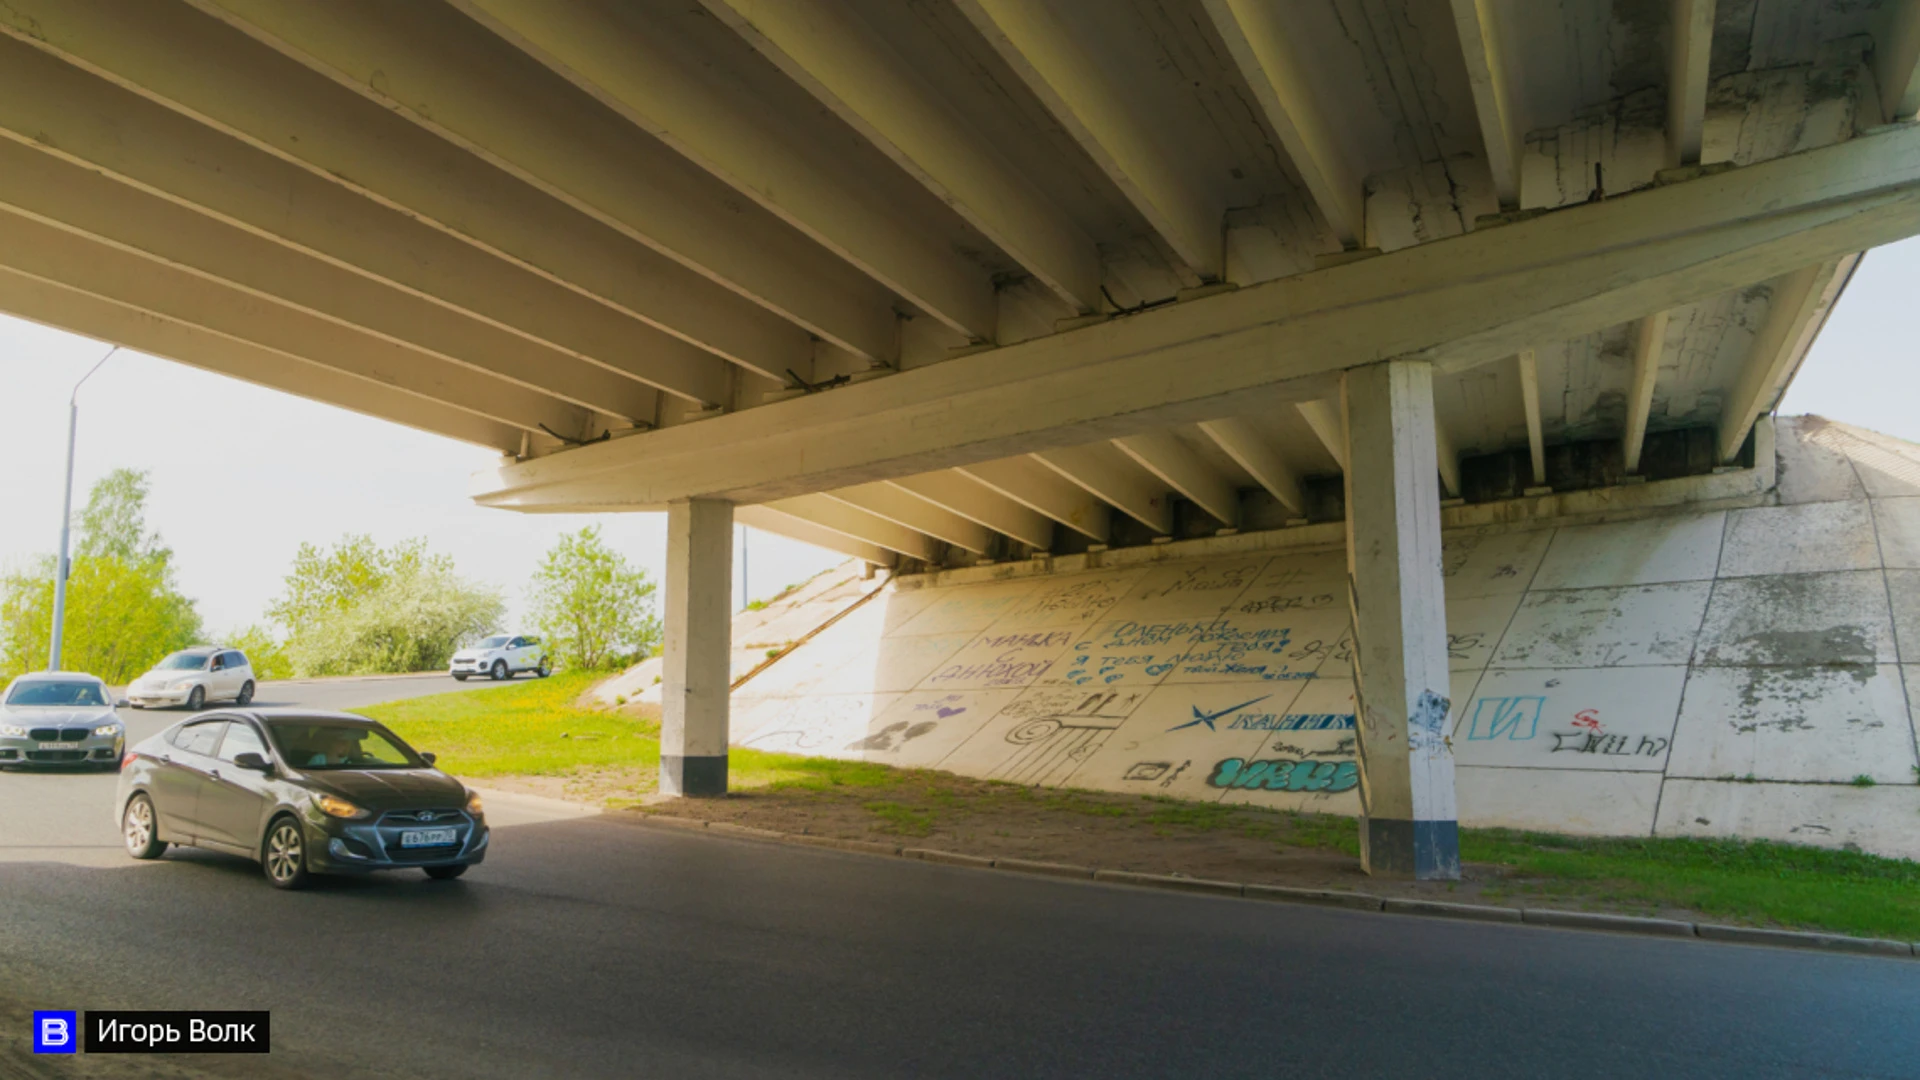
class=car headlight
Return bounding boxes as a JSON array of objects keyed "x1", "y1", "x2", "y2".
[
  {"x1": 168, "y1": 677, "x2": 198, "y2": 689},
  {"x1": 93, "y1": 723, "x2": 121, "y2": 737},
  {"x1": 465, "y1": 791, "x2": 484, "y2": 816},
  {"x1": 314, "y1": 793, "x2": 369, "y2": 819},
  {"x1": 0, "y1": 723, "x2": 23, "y2": 737}
]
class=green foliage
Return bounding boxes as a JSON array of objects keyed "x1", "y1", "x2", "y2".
[
  {"x1": 225, "y1": 625, "x2": 293, "y2": 681},
  {"x1": 364, "y1": 672, "x2": 657, "y2": 777},
  {"x1": 526, "y1": 525, "x2": 661, "y2": 671},
  {"x1": 269, "y1": 535, "x2": 502, "y2": 677},
  {"x1": 1851, "y1": 774, "x2": 1877, "y2": 787},
  {"x1": 0, "y1": 469, "x2": 201, "y2": 683},
  {"x1": 743, "y1": 599, "x2": 769, "y2": 612}
]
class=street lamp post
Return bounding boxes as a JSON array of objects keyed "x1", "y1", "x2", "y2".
[{"x1": 48, "y1": 346, "x2": 118, "y2": 672}]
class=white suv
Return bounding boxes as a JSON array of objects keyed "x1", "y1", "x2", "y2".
[
  {"x1": 127, "y1": 647, "x2": 256, "y2": 710},
  {"x1": 449, "y1": 635, "x2": 550, "y2": 681}
]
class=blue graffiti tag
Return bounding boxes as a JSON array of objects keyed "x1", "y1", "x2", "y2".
[
  {"x1": 1167, "y1": 695, "x2": 1271, "y2": 732},
  {"x1": 1206, "y1": 758, "x2": 1359, "y2": 793},
  {"x1": 1466, "y1": 696, "x2": 1544, "y2": 741}
]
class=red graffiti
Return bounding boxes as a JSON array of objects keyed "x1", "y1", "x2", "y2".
[{"x1": 1571, "y1": 709, "x2": 1602, "y2": 733}]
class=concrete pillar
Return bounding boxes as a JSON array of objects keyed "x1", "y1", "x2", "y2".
[
  {"x1": 1341, "y1": 360, "x2": 1460, "y2": 880},
  {"x1": 660, "y1": 498, "x2": 734, "y2": 797}
]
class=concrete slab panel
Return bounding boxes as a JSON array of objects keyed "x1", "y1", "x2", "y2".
[
  {"x1": 985, "y1": 569, "x2": 1150, "y2": 629},
  {"x1": 1530, "y1": 512, "x2": 1726, "y2": 589},
  {"x1": 1102, "y1": 556, "x2": 1272, "y2": 622},
  {"x1": 823, "y1": 632, "x2": 981, "y2": 695},
  {"x1": 1492, "y1": 583, "x2": 1711, "y2": 668},
  {"x1": 1773, "y1": 419, "x2": 1867, "y2": 505},
  {"x1": 842, "y1": 689, "x2": 1016, "y2": 767},
  {"x1": 1871, "y1": 497, "x2": 1920, "y2": 570},
  {"x1": 1889, "y1": 571, "x2": 1920, "y2": 664},
  {"x1": 733, "y1": 693, "x2": 903, "y2": 757},
  {"x1": 1655, "y1": 778, "x2": 1920, "y2": 861},
  {"x1": 919, "y1": 628, "x2": 1080, "y2": 690},
  {"x1": 1457, "y1": 767, "x2": 1663, "y2": 836},
  {"x1": 1695, "y1": 571, "x2": 1895, "y2": 667},
  {"x1": 1228, "y1": 550, "x2": 1349, "y2": 608},
  {"x1": 1719, "y1": 501, "x2": 1880, "y2": 577},
  {"x1": 935, "y1": 684, "x2": 1143, "y2": 786},
  {"x1": 1445, "y1": 592, "x2": 1524, "y2": 672},
  {"x1": 1164, "y1": 606, "x2": 1351, "y2": 684},
  {"x1": 888, "y1": 581, "x2": 1042, "y2": 635},
  {"x1": 1452, "y1": 667, "x2": 1685, "y2": 771},
  {"x1": 1667, "y1": 664, "x2": 1918, "y2": 783},
  {"x1": 1036, "y1": 618, "x2": 1212, "y2": 691},
  {"x1": 875, "y1": 587, "x2": 945, "y2": 634},
  {"x1": 1441, "y1": 528, "x2": 1554, "y2": 599},
  {"x1": 1215, "y1": 676, "x2": 1360, "y2": 812},
  {"x1": 1054, "y1": 682, "x2": 1285, "y2": 801}
]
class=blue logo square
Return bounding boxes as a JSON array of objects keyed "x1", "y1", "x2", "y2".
[{"x1": 32, "y1": 1010, "x2": 77, "y2": 1054}]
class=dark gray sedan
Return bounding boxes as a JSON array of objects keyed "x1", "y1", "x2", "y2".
[{"x1": 116, "y1": 709, "x2": 488, "y2": 889}]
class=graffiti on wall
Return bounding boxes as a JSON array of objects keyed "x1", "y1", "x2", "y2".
[
  {"x1": 926, "y1": 629, "x2": 1075, "y2": 687},
  {"x1": 1057, "y1": 620, "x2": 1211, "y2": 686},
  {"x1": 1466, "y1": 696, "x2": 1544, "y2": 741},
  {"x1": 1207, "y1": 758, "x2": 1360, "y2": 793}
]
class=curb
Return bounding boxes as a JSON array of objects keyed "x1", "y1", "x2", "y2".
[{"x1": 625, "y1": 811, "x2": 1918, "y2": 961}]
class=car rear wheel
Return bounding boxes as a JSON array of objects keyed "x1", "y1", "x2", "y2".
[
  {"x1": 185, "y1": 685, "x2": 205, "y2": 711},
  {"x1": 236, "y1": 680, "x2": 255, "y2": 706},
  {"x1": 536, "y1": 662, "x2": 550, "y2": 678},
  {"x1": 490, "y1": 660, "x2": 507, "y2": 681},
  {"x1": 262, "y1": 817, "x2": 310, "y2": 890},
  {"x1": 452, "y1": 673, "x2": 468, "y2": 682},
  {"x1": 423, "y1": 864, "x2": 468, "y2": 881},
  {"x1": 123, "y1": 794, "x2": 166, "y2": 860}
]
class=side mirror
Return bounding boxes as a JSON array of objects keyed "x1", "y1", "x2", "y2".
[
  {"x1": 114, "y1": 698, "x2": 130, "y2": 709},
  {"x1": 233, "y1": 751, "x2": 273, "y2": 773},
  {"x1": 420, "y1": 751, "x2": 437, "y2": 766}
]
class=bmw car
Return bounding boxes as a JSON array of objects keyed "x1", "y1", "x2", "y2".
[
  {"x1": 0, "y1": 672, "x2": 126, "y2": 770},
  {"x1": 116, "y1": 709, "x2": 487, "y2": 889}
]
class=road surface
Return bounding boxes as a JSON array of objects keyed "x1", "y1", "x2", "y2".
[{"x1": 2, "y1": 676, "x2": 1916, "y2": 1079}]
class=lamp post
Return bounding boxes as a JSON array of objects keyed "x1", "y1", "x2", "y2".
[{"x1": 48, "y1": 346, "x2": 118, "y2": 672}]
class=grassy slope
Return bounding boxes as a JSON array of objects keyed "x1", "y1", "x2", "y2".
[{"x1": 361, "y1": 676, "x2": 1920, "y2": 941}]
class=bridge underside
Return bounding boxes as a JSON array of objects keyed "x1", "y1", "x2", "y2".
[{"x1": 4, "y1": 0, "x2": 1918, "y2": 875}]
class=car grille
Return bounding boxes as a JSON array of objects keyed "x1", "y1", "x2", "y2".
[
  {"x1": 29, "y1": 728, "x2": 87, "y2": 742},
  {"x1": 373, "y1": 808, "x2": 470, "y2": 862},
  {"x1": 26, "y1": 750, "x2": 86, "y2": 762}
]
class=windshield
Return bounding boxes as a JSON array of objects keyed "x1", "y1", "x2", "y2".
[
  {"x1": 267, "y1": 720, "x2": 421, "y2": 770},
  {"x1": 5, "y1": 681, "x2": 108, "y2": 707},
  {"x1": 478, "y1": 636, "x2": 511, "y2": 648},
  {"x1": 154, "y1": 651, "x2": 210, "y2": 671}
]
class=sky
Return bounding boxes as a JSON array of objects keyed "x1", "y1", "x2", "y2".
[{"x1": 1, "y1": 234, "x2": 1915, "y2": 637}]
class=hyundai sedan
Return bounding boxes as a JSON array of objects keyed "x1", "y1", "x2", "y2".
[
  {"x1": 116, "y1": 709, "x2": 487, "y2": 889},
  {"x1": 0, "y1": 672, "x2": 125, "y2": 770}
]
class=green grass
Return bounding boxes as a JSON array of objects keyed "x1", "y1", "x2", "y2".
[{"x1": 362, "y1": 673, "x2": 659, "y2": 777}]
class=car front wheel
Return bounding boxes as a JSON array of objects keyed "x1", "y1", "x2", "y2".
[
  {"x1": 262, "y1": 817, "x2": 310, "y2": 890},
  {"x1": 490, "y1": 660, "x2": 507, "y2": 681},
  {"x1": 123, "y1": 794, "x2": 166, "y2": 860},
  {"x1": 424, "y1": 864, "x2": 468, "y2": 881},
  {"x1": 185, "y1": 685, "x2": 205, "y2": 711},
  {"x1": 452, "y1": 673, "x2": 468, "y2": 682}
]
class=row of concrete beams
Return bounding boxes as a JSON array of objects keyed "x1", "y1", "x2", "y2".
[{"x1": 476, "y1": 121, "x2": 1920, "y2": 514}]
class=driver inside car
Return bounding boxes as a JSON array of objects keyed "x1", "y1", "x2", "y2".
[{"x1": 303, "y1": 729, "x2": 363, "y2": 768}]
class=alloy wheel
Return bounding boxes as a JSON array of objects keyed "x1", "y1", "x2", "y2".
[
  {"x1": 265, "y1": 822, "x2": 303, "y2": 885},
  {"x1": 124, "y1": 799, "x2": 152, "y2": 853}
]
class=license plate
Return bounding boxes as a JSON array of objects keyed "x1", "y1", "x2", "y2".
[
  {"x1": 400, "y1": 828, "x2": 457, "y2": 848},
  {"x1": 37, "y1": 742, "x2": 72, "y2": 750}
]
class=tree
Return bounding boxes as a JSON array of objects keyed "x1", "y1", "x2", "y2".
[
  {"x1": 526, "y1": 526, "x2": 660, "y2": 670},
  {"x1": 0, "y1": 469, "x2": 202, "y2": 683},
  {"x1": 268, "y1": 535, "x2": 503, "y2": 676},
  {"x1": 226, "y1": 625, "x2": 294, "y2": 681}
]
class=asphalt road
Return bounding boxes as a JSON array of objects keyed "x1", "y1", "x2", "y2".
[{"x1": 3, "y1": 677, "x2": 1918, "y2": 1079}]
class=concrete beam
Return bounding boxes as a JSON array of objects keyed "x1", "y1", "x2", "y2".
[
  {"x1": 1667, "y1": 0, "x2": 1715, "y2": 168},
  {"x1": 189, "y1": 0, "x2": 898, "y2": 365},
  {"x1": 1433, "y1": 421, "x2": 1462, "y2": 500},
  {"x1": 764, "y1": 495, "x2": 943, "y2": 564},
  {"x1": 1448, "y1": 0, "x2": 1523, "y2": 209},
  {"x1": 1342, "y1": 360, "x2": 1458, "y2": 880},
  {"x1": 1296, "y1": 399, "x2": 1349, "y2": 471},
  {"x1": 1717, "y1": 257, "x2": 1856, "y2": 464},
  {"x1": 1201, "y1": 0, "x2": 1365, "y2": 244},
  {"x1": 1517, "y1": 349, "x2": 1547, "y2": 486},
  {"x1": 1622, "y1": 310, "x2": 1672, "y2": 475},
  {"x1": 0, "y1": 266, "x2": 523, "y2": 453},
  {"x1": 0, "y1": 0, "x2": 813, "y2": 386},
  {"x1": 1114, "y1": 431, "x2": 1240, "y2": 527},
  {"x1": 734, "y1": 505, "x2": 897, "y2": 570},
  {"x1": 0, "y1": 208, "x2": 595, "y2": 440},
  {"x1": 958, "y1": 0, "x2": 1225, "y2": 278},
  {"x1": 471, "y1": 124, "x2": 1920, "y2": 509},
  {"x1": 0, "y1": 34, "x2": 734, "y2": 407},
  {"x1": 1878, "y1": 1, "x2": 1920, "y2": 121},
  {"x1": 1034, "y1": 445, "x2": 1173, "y2": 535},
  {"x1": 450, "y1": 0, "x2": 996, "y2": 341},
  {"x1": 0, "y1": 138, "x2": 658, "y2": 426},
  {"x1": 824, "y1": 483, "x2": 995, "y2": 555},
  {"x1": 703, "y1": 0, "x2": 1101, "y2": 314},
  {"x1": 888, "y1": 473, "x2": 1055, "y2": 551},
  {"x1": 661, "y1": 498, "x2": 733, "y2": 797},
  {"x1": 956, "y1": 458, "x2": 1112, "y2": 542},
  {"x1": 1198, "y1": 418, "x2": 1306, "y2": 515}
]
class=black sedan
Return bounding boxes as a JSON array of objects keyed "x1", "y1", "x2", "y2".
[{"x1": 116, "y1": 709, "x2": 488, "y2": 889}]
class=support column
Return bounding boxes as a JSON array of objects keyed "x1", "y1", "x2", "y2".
[
  {"x1": 660, "y1": 498, "x2": 734, "y2": 797},
  {"x1": 1341, "y1": 360, "x2": 1460, "y2": 879}
]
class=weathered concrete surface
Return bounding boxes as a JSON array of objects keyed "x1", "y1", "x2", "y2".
[{"x1": 611, "y1": 417, "x2": 1920, "y2": 860}]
